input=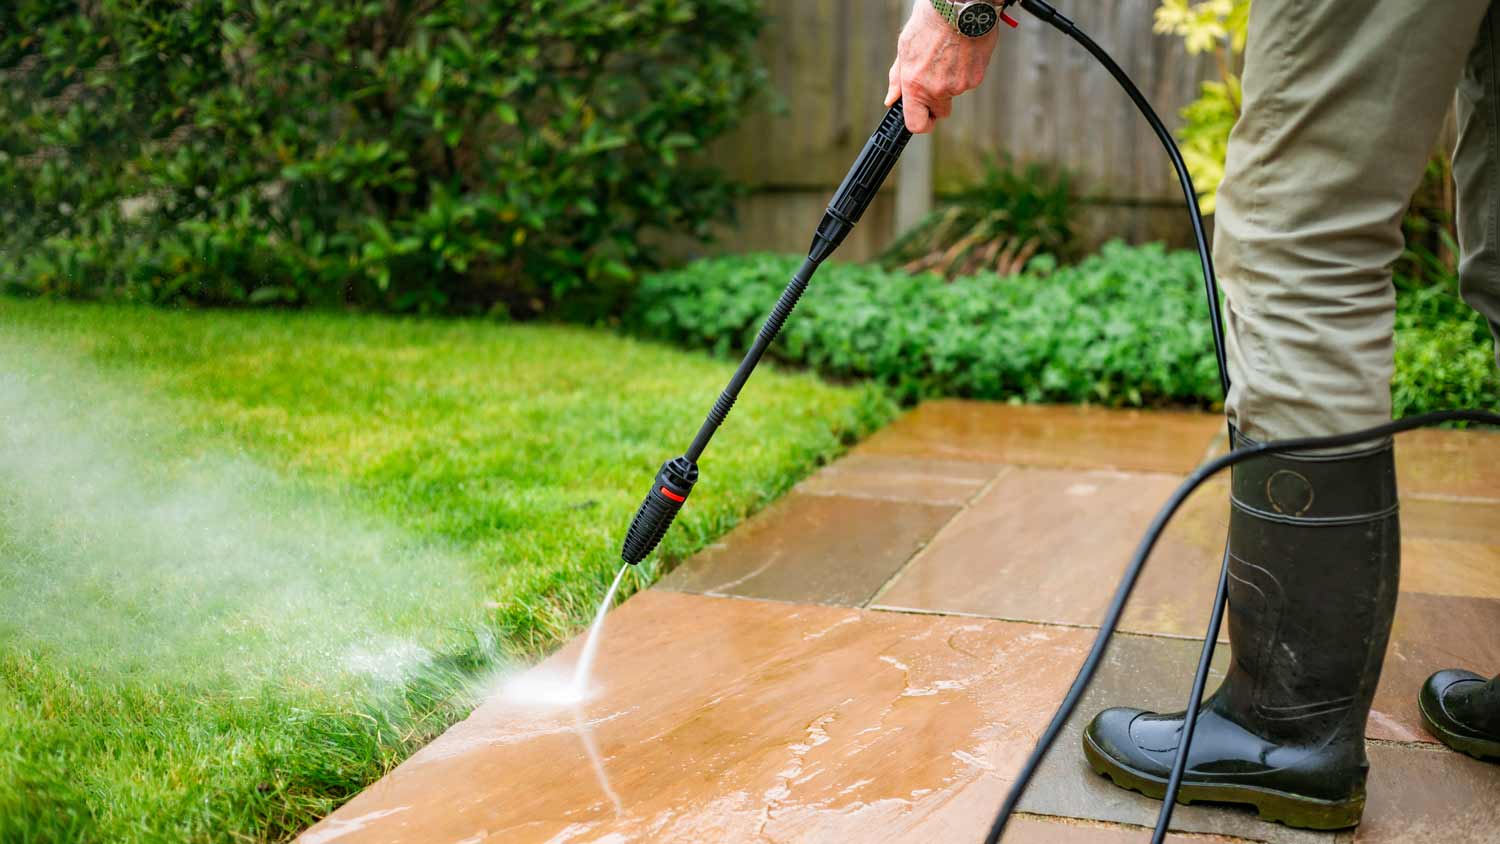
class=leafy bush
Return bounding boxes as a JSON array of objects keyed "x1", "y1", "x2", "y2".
[
  {"x1": 879, "y1": 156, "x2": 1078, "y2": 279},
  {"x1": 0, "y1": 0, "x2": 766, "y2": 315},
  {"x1": 1393, "y1": 264, "x2": 1500, "y2": 416},
  {"x1": 629, "y1": 244, "x2": 1500, "y2": 412},
  {"x1": 1153, "y1": 0, "x2": 1250, "y2": 214},
  {"x1": 633, "y1": 244, "x2": 1223, "y2": 406}
]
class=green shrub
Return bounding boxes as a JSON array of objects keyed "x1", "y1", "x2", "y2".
[
  {"x1": 630, "y1": 243, "x2": 1500, "y2": 412},
  {"x1": 0, "y1": 0, "x2": 766, "y2": 315},
  {"x1": 1393, "y1": 265, "x2": 1500, "y2": 416},
  {"x1": 879, "y1": 156, "x2": 1078, "y2": 279},
  {"x1": 632, "y1": 243, "x2": 1223, "y2": 406}
]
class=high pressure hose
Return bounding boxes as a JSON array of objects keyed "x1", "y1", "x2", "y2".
[
  {"x1": 981, "y1": 3, "x2": 1234, "y2": 841},
  {"x1": 984, "y1": 2, "x2": 1500, "y2": 843}
]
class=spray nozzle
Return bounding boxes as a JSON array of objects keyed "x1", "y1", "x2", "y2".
[{"x1": 620, "y1": 457, "x2": 698, "y2": 565}]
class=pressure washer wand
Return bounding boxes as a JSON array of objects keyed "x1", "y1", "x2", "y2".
[{"x1": 620, "y1": 101, "x2": 914, "y2": 565}]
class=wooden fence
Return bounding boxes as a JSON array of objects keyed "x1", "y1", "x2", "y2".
[{"x1": 692, "y1": 0, "x2": 1216, "y2": 262}]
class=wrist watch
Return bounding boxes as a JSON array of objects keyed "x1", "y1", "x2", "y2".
[{"x1": 929, "y1": 1, "x2": 1016, "y2": 37}]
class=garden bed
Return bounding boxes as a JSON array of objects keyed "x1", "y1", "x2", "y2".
[{"x1": 630, "y1": 243, "x2": 1500, "y2": 416}]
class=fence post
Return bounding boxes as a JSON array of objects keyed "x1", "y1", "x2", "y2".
[{"x1": 895, "y1": 131, "x2": 934, "y2": 236}]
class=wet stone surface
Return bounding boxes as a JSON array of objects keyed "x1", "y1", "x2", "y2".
[
  {"x1": 1395, "y1": 428, "x2": 1500, "y2": 501},
  {"x1": 1013, "y1": 632, "x2": 1343, "y2": 844},
  {"x1": 853, "y1": 401, "x2": 1223, "y2": 475},
  {"x1": 1374, "y1": 592, "x2": 1500, "y2": 744},
  {"x1": 303, "y1": 404, "x2": 1500, "y2": 844},
  {"x1": 1355, "y1": 743, "x2": 1500, "y2": 842},
  {"x1": 1399, "y1": 496, "x2": 1500, "y2": 600},
  {"x1": 298, "y1": 591, "x2": 1098, "y2": 844},
  {"x1": 792, "y1": 454, "x2": 1002, "y2": 506},
  {"x1": 873, "y1": 469, "x2": 1230, "y2": 637},
  {"x1": 656, "y1": 492, "x2": 959, "y2": 606}
]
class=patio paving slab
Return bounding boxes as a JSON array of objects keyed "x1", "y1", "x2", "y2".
[
  {"x1": 873, "y1": 467, "x2": 1500, "y2": 638},
  {"x1": 1374, "y1": 592, "x2": 1500, "y2": 743},
  {"x1": 298, "y1": 590, "x2": 1100, "y2": 844},
  {"x1": 1002, "y1": 815, "x2": 1255, "y2": 843},
  {"x1": 853, "y1": 401, "x2": 1223, "y2": 475},
  {"x1": 1396, "y1": 428, "x2": 1500, "y2": 500},
  {"x1": 1354, "y1": 744, "x2": 1500, "y2": 843},
  {"x1": 1399, "y1": 497, "x2": 1500, "y2": 599},
  {"x1": 304, "y1": 403, "x2": 1500, "y2": 844},
  {"x1": 792, "y1": 454, "x2": 1003, "y2": 505},
  {"x1": 872, "y1": 469, "x2": 1228, "y2": 637},
  {"x1": 655, "y1": 492, "x2": 959, "y2": 605},
  {"x1": 1014, "y1": 633, "x2": 1339, "y2": 844},
  {"x1": 1018, "y1": 633, "x2": 1500, "y2": 844}
]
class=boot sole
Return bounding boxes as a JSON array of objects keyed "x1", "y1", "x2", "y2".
[
  {"x1": 1418, "y1": 698, "x2": 1500, "y2": 763},
  {"x1": 1082, "y1": 731, "x2": 1364, "y2": 830}
]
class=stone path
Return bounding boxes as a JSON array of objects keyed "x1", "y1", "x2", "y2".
[{"x1": 300, "y1": 402, "x2": 1500, "y2": 844}]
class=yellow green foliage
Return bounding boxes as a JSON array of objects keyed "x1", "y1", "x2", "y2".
[{"x1": 1154, "y1": 0, "x2": 1250, "y2": 214}]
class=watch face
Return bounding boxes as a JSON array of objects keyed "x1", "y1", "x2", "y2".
[{"x1": 958, "y1": 3, "x2": 998, "y2": 37}]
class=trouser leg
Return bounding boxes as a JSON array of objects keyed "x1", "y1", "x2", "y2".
[
  {"x1": 1082, "y1": 2, "x2": 1493, "y2": 829},
  {"x1": 1216, "y1": 0, "x2": 1491, "y2": 441},
  {"x1": 1455, "y1": 3, "x2": 1500, "y2": 366}
]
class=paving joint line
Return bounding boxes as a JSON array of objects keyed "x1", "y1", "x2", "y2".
[
  {"x1": 792, "y1": 487, "x2": 980, "y2": 506},
  {"x1": 1010, "y1": 809, "x2": 1273, "y2": 843},
  {"x1": 857, "y1": 452, "x2": 1196, "y2": 480},
  {"x1": 860, "y1": 464, "x2": 1018, "y2": 609}
]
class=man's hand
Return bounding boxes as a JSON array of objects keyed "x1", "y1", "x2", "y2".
[{"x1": 885, "y1": 1, "x2": 1001, "y2": 134}]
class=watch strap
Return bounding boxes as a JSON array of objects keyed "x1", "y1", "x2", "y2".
[{"x1": 930, "y1": 0, "x2": 961, "y2": 28}]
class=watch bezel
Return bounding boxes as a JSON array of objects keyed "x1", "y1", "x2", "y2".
[{"x1": 954, "y1": 1, "x2": 1000, "y2": 38}]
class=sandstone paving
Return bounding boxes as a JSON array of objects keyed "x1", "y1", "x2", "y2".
[{"x1": 302, "y1": 404, "x2": 1500, "y2": 844}]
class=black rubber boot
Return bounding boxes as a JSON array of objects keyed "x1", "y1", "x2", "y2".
[
  {"x1": 1419, "y1": 669, "x2": 1500, "y2": 762},
  {"x1": 1082, "y1": 436, "x2": 1400, "y2": 830}
]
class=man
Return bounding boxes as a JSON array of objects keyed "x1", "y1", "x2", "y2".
[{"x1": 888, "y1": 0, "x2": 1500, "y2": 830}]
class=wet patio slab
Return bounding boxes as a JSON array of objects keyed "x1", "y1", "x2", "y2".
[
  {"x1": 1396, "y1": 428, "x2": 1500, "y2": 500},
  {"x1": 872, "y1": 469, "x2": 1228, "y2": 637},
  {"x1": 852, "y1": 401, "x2": 1224, "y2": 475},
  {"x1": 305, "y1": 403, "x2": 1500, "y2": 844},
  {"x1": 1016, "y1": 632, "x2": 1500, "y2": 844},
  {"x1": 299, "y1": 590, "x2": 1100, "y2": 844},
  {"x1": 655, "y1": 492, "x2": 960, "y2": 605},
  {"x1": 792, "y1": 454, "x2": 1003, "y2": 505}
]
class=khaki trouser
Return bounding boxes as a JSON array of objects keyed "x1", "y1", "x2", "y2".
[{"x1": 1217, "y1": 0, "x2": 1500, "y2": 441}]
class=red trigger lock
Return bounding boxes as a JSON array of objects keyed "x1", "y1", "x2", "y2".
[{"x1": 1000, "y1": 9, "x2": 1019, "y2": 27}]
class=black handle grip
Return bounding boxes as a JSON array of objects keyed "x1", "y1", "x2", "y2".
[
  {"x1": 810, "y1": 100, "x2": 915, "y2": 262},
  {"x1": 621, "y1": 457, "x2": 698, "y2": 564}
]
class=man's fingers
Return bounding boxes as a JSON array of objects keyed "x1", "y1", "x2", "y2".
[
  {"x1": 930, "y1": 97, "x2": 953, "y2": 119},
  {"x1": 902, "y1": 91, "x2": 935, "y2": 133},
  {"x1": 885, "y1": 62, "x2": 901, "y2": 107}
]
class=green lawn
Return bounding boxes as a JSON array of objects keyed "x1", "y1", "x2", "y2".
[{"x1": 0, "y1": 298, "x2": 893, "y2": 842}]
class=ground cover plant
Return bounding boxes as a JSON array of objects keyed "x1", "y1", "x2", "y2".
[
  {"x1": 879, "y1": 156, "x2": 1079, "y2": 279},
  {"x1": 0, "y1": 298, "x2": 891, "y2": 842},
  {"x1": 0, "y1": 0, "x2": 765, "y2": 316},
  {"x1": 630, "y1": 243, "x2": 1500, "y2": 414}
]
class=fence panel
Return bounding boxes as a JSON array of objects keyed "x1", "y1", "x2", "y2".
[{"x1": 699, "y1": 0, "x2": 1216, "y2": 261}]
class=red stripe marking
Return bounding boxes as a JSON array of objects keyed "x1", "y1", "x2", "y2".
[{"x1": 659, "y1": 487, "x2": 686, "y2": 503}]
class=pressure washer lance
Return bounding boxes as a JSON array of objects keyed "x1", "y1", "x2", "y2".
[{"x1": 620, "y1": 101, "x2": 914, "y2": 565}]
